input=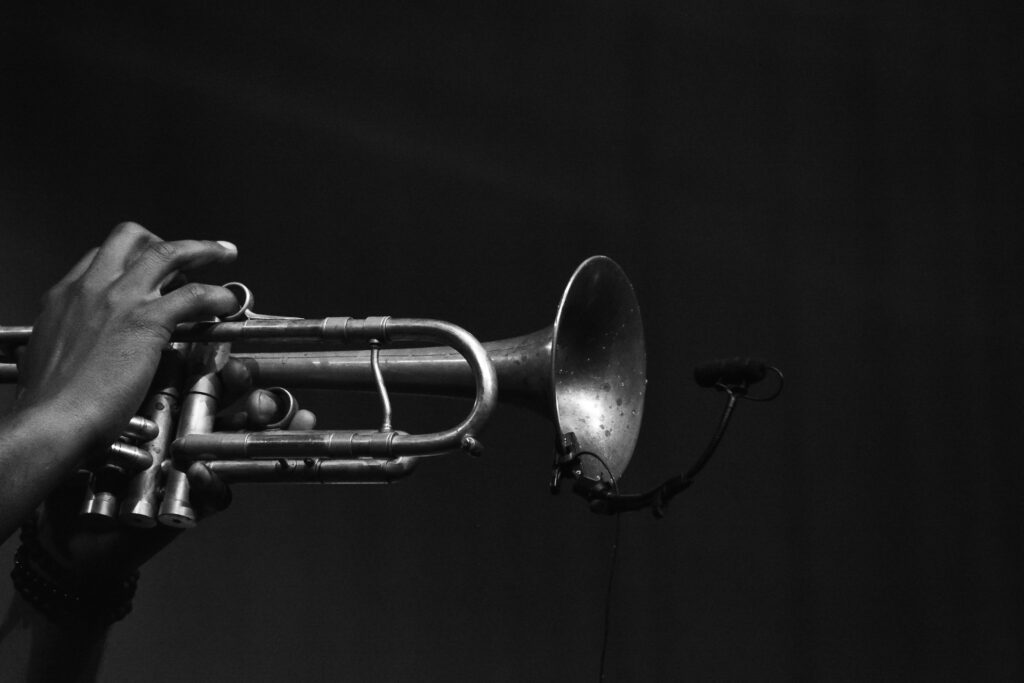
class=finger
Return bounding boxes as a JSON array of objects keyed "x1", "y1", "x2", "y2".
[
  {"x1": 288, "y1": 409, "x2": 317, "y2": 430},
  {"x1": 118, "y1": 239, "x2": 237, "y2": 292},
  {"x1": 244, "y1": 389, "x2": 284, "y2": 429},
  {"x1": 220, "y1": 357, "x2": 255, "y2": 400},
  {"x1": 187, "y1": 463, "x2": 232, "y2": 516},
  {"x1": 84, "y1": 222, "x2": 161, "y2": 281},
  {"x1": 214, "y1": 409, "x2": 249, "y2": 431},
  {"x1": 143, "y1": 283, "x2": 239, "y2": 328},
  {"x1": 158, "y1": 270, "x2": 189, "y2": 294}
]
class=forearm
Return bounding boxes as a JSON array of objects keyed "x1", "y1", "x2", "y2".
[
  {"x1": 0, "y1": 405, "x2": 89, "y2": 545},
  {"x1": 0, "y1": 514, "x2": 136, "y2": 683},
  {"x1": 0, "y1": 593, "x2": 109, "y2": 683}
]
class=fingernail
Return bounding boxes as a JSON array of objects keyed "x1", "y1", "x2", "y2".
[{"x1": 217, "y1": 240, "x2": 238, "y2": 255}]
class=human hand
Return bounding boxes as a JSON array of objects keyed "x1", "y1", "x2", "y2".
[{"x1": 15, "y1": 222, "x2": 239, "y2": 458}]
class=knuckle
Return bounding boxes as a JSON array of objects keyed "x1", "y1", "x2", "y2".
[
  {"x1": 181, "y1": 283, "x2": 208, "y2": 303},
  {"x1": 148, "y1": 240, "x2": 179, "y2": 263},
  {"x1": 66, "y1": 276, "x2": 100, "y2": 300},
  {"x1": 112, "y1": 221, "x2": 149, "y2": 239},
  {"x1": 101, "y1": 285, "x2": 124, "y2": 309}
]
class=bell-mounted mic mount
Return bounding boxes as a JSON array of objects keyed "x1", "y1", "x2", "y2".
[{"x1": 553, "y1": 357, "x2": 783, "y2": 518}]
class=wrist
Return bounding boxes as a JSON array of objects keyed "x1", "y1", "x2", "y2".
[
  {"x1": 6, "y1": 398, "x2": 103, "y2": 469},
  {"x1": 0, "y1": 405, "x2": 99, "y2": 543},
  {"x1": 10, "y1": 516, "x2": 138, "y2": 628}
]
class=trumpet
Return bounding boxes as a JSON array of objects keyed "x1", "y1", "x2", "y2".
[{"x1": 0, "y1": 256, "x2": 646, "y2": 527}]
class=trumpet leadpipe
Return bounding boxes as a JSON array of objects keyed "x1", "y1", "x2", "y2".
[{"x1": 2, "y1": 316, "x2": 436, "y2": 351}]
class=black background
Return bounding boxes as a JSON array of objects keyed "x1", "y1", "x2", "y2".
[{"x1": 1, "y1": 3, "x2": 1022, "y2": 681}]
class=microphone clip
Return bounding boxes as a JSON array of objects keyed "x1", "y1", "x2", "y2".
[{"x1": 565, "y1": 359, "x2": 783, "y2": 517}]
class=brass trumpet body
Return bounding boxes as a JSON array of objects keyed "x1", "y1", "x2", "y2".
[
  {"x1": 0, "y1": 255, "x2": 645, "y2": 519},
  {"x1": 219, "y1": 255, "x2": 646, "y2": 482}
]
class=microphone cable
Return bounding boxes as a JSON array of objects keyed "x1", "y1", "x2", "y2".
[
  {"x1": 598, "y1": 513, "x2": 621, "y2": 682},
  {"x1": 572, "y1": 449, "x2": 621, "y2": 683}
]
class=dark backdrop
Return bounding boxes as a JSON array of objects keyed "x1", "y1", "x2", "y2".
[{"x1": 1, "y1": 3, "x2": 1022, "y2": 681}]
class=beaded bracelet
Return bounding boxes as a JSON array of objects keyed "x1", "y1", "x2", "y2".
[{"x1": 9, "y1": 516, "x2": 139, "y2": 626}]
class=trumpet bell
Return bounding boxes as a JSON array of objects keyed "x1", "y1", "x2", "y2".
[{"x1": 549, "y1": 256, "x2": 645, "y2": 483}]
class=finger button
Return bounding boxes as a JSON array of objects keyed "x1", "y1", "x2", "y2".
[
  {"x1": 246, "y1": 387, "x2": 297, "y2": 430},
  {"x1": 221, "y1": 282, "x2": 254, "y2": 321}
]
